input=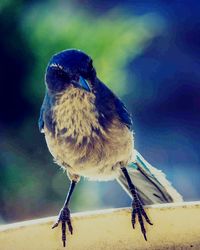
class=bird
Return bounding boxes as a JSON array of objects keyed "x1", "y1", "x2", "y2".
[{"x1": 39, "y1": 49, "x2": 183, "y2": 247}]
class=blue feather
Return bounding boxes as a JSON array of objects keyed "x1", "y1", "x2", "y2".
[{"x1": 38, "y1": 92, "x2": 55, "y2": 134}]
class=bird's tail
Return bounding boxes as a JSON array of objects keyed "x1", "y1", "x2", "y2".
[{"x1": 117, "y1": 150, "x2": 183, "y2": 205}]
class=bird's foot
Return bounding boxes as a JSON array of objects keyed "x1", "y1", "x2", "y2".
[
  {"x1": 131, "y1": 192, "x2": 153, "y2": 241},
  {"x1": 52, "y1": 207, "x2": 73, "y2": 247}
]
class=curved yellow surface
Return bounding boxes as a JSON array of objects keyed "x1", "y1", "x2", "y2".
[{"x1": 0, "y1": 202, "x2": 200, "y2": 250}]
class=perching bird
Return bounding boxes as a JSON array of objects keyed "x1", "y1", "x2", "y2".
[{"x1": 39, "y1": 49, "x2": 183, "y2": 247}]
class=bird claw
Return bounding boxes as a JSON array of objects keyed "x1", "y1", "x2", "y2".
[
  {"x1": 131, "y1": 196, "x2": 153, "y2": 241},
  {"x1": 52, "y1": 222, "x2": 59, "y2": 229},
  {"x1": 52, "y1": 207, "x2": 73, "y2": 247}
]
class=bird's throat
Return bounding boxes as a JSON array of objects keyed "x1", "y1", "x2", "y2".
[{"x1": 52, "y1": 87, "x2": 102, "y2": 143}]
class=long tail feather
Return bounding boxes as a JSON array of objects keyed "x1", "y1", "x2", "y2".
[{"x1": 117, "y1": 150, "x2": 183, "y2": 205}]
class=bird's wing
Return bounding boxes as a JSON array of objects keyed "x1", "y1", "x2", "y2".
[
  {"x1": 38, "y1": 91, "x2": 55, "y2": 134},
  {"x1": 95, "y1": 80, "x2": 133, "y2": 130},
  {"x1": 38, "y1": 95, "x2": 46, "y2": 133},
  {"x1": 114, "y1": 96, "x2": 133, "y2": 130}
]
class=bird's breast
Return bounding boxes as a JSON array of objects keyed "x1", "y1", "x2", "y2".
[{"x1": 44, "y1": 87, "x2": 134, "y2": 180}]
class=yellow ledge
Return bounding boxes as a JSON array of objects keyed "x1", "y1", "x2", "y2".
[{"x1": 0, "y1": 201, "x2": 200, "y2": 250}]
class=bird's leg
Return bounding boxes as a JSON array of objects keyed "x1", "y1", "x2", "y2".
[
  {"x1": 121, "y1": 167, "x2": 153, "y2": 240},
  {"x1": 52, "y1": 180, "x2": 77, "y2": 247}
]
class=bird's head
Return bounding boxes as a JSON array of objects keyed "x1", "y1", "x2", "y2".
[{"x1": 45, "y1": 49, "x2": 96, "y2": 93}]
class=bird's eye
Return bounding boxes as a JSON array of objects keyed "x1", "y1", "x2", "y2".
[
  {"x1": 48, "y1": 64, "x2": 70, "y2": 82},
  {"x1": 88, "y1": 59, "x2": 95, "y2": 75},
  {"x1": 89, "y1": 59, "x2": 93, "y2": 69}
]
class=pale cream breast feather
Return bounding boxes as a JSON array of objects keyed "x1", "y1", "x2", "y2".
[{"x1": 44, "y1": 86, "x2": 135, "y2": 181}]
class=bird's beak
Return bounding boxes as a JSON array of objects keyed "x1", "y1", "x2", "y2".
[{"x1": 78, "y1": 76, "x2": 91, "y2": 92}]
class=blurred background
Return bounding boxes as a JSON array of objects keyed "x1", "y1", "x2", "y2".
[{"x1": 0, "y1": 0, "x2": 200, "y2": 224}]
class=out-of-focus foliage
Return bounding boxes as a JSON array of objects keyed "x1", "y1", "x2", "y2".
[
  {"x1": 22, "y1": 3, "x2": 161, "y2": 101},
  {"x1": 0, "y1": 0, "x2": 200, "y2": 224}
]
